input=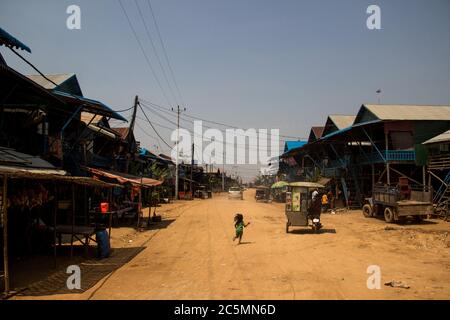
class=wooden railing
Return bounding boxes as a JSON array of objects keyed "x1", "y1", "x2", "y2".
[{"x1": 428, "y1": 154, "x2": 450, "y2": 170}]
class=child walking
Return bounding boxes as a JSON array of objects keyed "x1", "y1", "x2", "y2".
[{"x1": 233, "y1": 213, "x2": 250, "y2": 244}]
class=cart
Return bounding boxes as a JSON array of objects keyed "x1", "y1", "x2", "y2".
[
  {"x1": 255, "y1": 186, "x2": 271, "y2": 202},
  {"x1": 362, "y1": 183, "x2": 433, "y2": 223},
  {"x1": 285, "y1": 182, "x2": 325, "y2": 233}
]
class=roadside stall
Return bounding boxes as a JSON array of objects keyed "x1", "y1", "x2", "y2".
[
  {"x1": 84, "y1": 167, "x2": 163, "y2": 227},
  {"x1": 0, "y1": 162, "x2": 119, "y2": 297},
  {"x1": 285, "y1": 182, "x2": 325, "y2": 233}
]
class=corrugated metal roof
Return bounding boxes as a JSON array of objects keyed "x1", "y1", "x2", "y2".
[
  {"x1": 86, "y1": 167, "x2": 163, "y2": 187},
  {"x1": 80, "y1": 111, "x2": 104, "y2": 124},
  {"x1": 0, "y1": 27, "x2": 31, "y2": 53},
  {"x1": 423, "y1": 130, "x2": 450, "y2": 145},
  {"x1": 362, "y1": 104, "x2": 450, "y2": 121},
  {"x1": 26, "y1": 73, "x2": 75, "y2": 90},
  {"x1": 328, "y1": 115, "x2": 356, "y2": 130},
  {"x1": 0, "y1": 147, "x2": 57, "y2": 169},
  {"x1": 53, "y1": 91, "x2": 127, "y2": 121},
  {"x1": 311, "y1": 126, "x2": 324, "y2": 139},
  {"x1": 111, "y1": 127, "x2": 129, "y2": 140}
]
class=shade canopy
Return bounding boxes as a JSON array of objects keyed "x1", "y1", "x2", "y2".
[
  {"x1": 85, "y1": 167, "x2": 163, "y2": 188},
  {"x1": 271, "y1": 181, "x2": 288, "y2": 189},
  {"x1": 288, "y1": 182, "x2": 325, "y2": 189}
]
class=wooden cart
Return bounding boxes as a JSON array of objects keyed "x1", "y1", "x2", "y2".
[{"x1": 285, "y1": 182, "x2": 325, "y2": 232}]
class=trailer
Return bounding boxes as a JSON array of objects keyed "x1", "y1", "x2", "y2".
[{"x1": 362, "y1": 184, "x2": 433, "y2": 223}]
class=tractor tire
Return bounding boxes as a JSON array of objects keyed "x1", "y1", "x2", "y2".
[
  {"x1": 362, "y1": 204, "x2": 373, "y2": 218},
  {"x1": 384, "y1": 207, "x2": 395, "y2": 223}
]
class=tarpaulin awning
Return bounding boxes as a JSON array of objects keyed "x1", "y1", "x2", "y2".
[
  {"x1": 0, "y1": 166, "x2": 121, "y2": 188},
  {"x1": 85, "y1": 167, "x2": 163, "y2": 187}
]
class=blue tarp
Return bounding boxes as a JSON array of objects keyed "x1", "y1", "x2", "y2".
[
  {"x1": 284, "y1": 140, "x2": 307, "y2": 153},
  {"x1": 0, "y1": 27, "x2": 31, "y2": 53}
]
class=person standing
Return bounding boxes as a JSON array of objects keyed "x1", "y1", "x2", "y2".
[{"x1": 321, "y1": 193, "x2": 329, "y2": 212}]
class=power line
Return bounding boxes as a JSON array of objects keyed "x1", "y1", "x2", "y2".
[
  {"x1": 140, "y1": 102, "x2": 280, "y2": 152},
  {"x1": 139, "y1": 101, "x2": 285, "y2": 153},
  {"x1": 113, "y1": 105, "x2": 136, "y2": 113},
  {"x1": 134, "y1": 0, "x2": 179, "y2": 106},
  {"x1": 138, "y1": 102, "x2": 173, "y2": 149},
  {"x1": 139, "y1": 97, "x2": 307, "y2": 140},
  {"x1": 135, "y1": 121, "x2": 165, "y2": 153},
  {"x1": 147, "y1": 0, "x2": 185, "y2": 106},
  {"x1": 117, "y1": 0, "x2": 173, "y2": 107}
]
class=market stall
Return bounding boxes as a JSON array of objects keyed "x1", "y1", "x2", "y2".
[
  {"x1": 1, "y1": 165, "x2": 119, "y2": 297},
  {"x1": 83, "y1": 167, "x2": 163, "y2": 227}
]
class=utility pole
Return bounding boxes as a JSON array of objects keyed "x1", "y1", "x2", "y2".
[
  {"x1": 222, "y1": 163, "x2": 225, "y2": 191},
  {"x1": 172, "y1": 105, "x2": 186, "y2": 199},
  {"x1": 190, "y1": 143, "x2": 194, "y2": 199}
]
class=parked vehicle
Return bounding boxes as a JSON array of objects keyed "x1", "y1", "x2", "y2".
[
  {"x1": 228, "y1": 186, "x2": 243, "y2": 200},
  {"x1": 362, "y1": 183, "x2": 433, "y2": 223},
  {"x1": 285, "y1": 182, "x2": 325, "y2": 233},
  {"x1": 255, "y1": 186, "x2": 271, "y2": 202},
  {"x1": 195, "y1": 185, "x2": 208, "y2": 199}
]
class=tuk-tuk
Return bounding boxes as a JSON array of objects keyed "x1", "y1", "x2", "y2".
[
  {"x1": 255, "y1": 186, "x2": 271, "y2": 202},
  {"x1": 285, "y1": 182, "x2": 325, "y2": 233}
]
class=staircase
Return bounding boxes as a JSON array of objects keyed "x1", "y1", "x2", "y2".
[
  {"x1": 434, "y1": 171, "x2": 450, "y2": 206},
  {"x1": 341, "y1": 168, "x2": 362, "y2": 209}
]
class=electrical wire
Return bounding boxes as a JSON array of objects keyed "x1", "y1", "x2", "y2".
[
  {"x1": 147, "y1": 0, "x2": 185, "y2": 106},
  {"x1": 138, "y1": 102, "x2": 173, "y2": 149},
  {"x1": 139, "y1": 97, "x2": 307, "y2": 140},
  {"x1": 117, "y1": 0, "x2": 173, "y2": 107},
  {"x1": 134, "y1": 0, "x2": 179, "y2": 106}
]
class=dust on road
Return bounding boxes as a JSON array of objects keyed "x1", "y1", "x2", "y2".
[{"x1": 17, "y1": 189, "x2": 450, "y2": 300}]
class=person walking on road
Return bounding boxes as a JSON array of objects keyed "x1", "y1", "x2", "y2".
[
  {"x1": 322, "y1": 192, "x2": 329, "y2": 212},
  {"x1": 233, "y1": 213, "x2": 250, "y2": 244}
]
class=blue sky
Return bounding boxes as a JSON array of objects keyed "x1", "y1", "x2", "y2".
[{"x1": 1, "y1": 0, "x2": 449, "y2": 179}]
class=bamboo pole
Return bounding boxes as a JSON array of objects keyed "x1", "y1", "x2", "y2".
[{"x1": 2, "y1": 175, "x2": 10, "y2": 295}]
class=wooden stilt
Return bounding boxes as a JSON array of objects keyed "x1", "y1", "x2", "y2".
[
  {"x1": 53, "y1": 184, "x2": 57, "y2": 268},
  {"x1": 70, "y1": 184, "x2": 75, "y2": 259},
  {"x1": 2, "y1": 175, "x2": 10, "y2": 295},
  {"x1": 423, "y1": 166, "x2": 426, "y2": 192}
]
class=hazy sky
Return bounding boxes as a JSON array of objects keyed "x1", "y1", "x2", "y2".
[{"x1": 1, "y1": 0, "x2": 449, "y2": 180}]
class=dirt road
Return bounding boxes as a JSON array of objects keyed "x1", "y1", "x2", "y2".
[{"x1": 17, "y1": 189, "x2": 450, "y2": 300}]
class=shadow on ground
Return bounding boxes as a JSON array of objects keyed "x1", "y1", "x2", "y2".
[
  {"x1": 373, "y1": 216, "x2": 439, "y2": 225},
  {"x1": 10, "y1": 245, "x2": 145, "y2": 297},
  {"x1": 145, "y1": 218, "x2": 175, "y2": 231},
  {"x1": 289, "y1": 228, "x2": 337, "y2": 235}
]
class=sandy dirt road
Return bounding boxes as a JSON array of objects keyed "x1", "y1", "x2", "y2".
[{"x1": 16, "y1": 189, "x2": 450, "y2": 300}]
